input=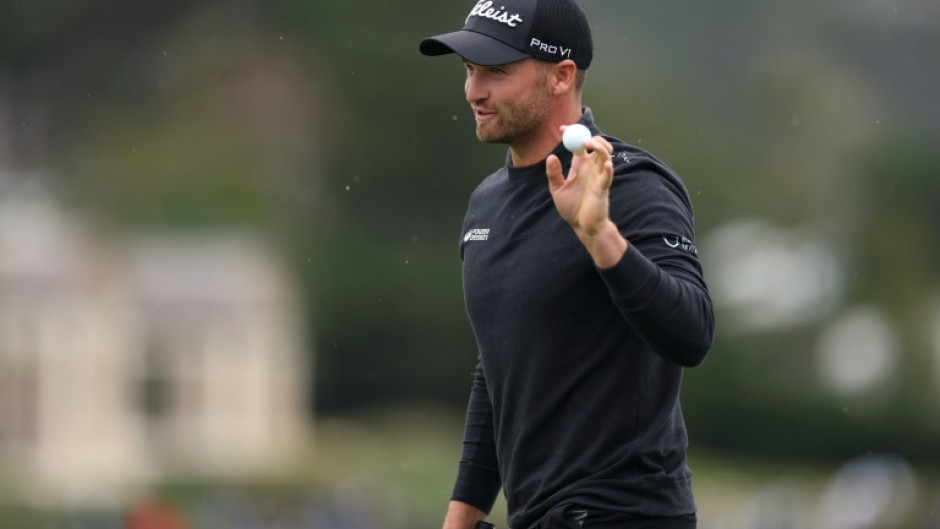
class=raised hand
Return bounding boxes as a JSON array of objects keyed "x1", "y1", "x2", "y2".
[
  {"x1": 546, "y1": 127, "x2": 614, "y2": 236},
  {"x1": 545, "y1": 126, "x2": 627, "y2": 269}
]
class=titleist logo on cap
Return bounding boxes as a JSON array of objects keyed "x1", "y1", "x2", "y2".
[{"x1": 466, "y1": 0, "x2": 524, "y2": 28}]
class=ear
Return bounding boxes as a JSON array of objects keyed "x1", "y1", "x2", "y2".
[{"x1": 550, "y1": 59, "x2": 578, "y2": 96}]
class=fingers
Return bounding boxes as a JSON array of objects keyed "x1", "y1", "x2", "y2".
[
  {"x1": 589, "y1": 137, "x2": 613, "y2": 169},
  {"x1": 546, "y1": 154, "x2": 565, "y2": 191},
  {"x1": 576, "y1": 136, "x2": 611, "y2": 176},
  {"x1": 583, "y1": 135, "x2": 613, "y2": 157},
  {"x1": 549, "y1": 131, "x2": 613, "y2": 191}
]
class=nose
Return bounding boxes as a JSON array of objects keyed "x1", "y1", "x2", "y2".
[{"x1": 465, "y1": 71, "x2": 487, "y2": 104}]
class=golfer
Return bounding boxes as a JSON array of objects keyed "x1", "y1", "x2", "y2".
[{"x1": 420, "y1": 1, "x2": 715, "y2": 527}]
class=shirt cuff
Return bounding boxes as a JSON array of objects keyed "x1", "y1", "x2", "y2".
[
  {"x1": 596, "y1": 243, "x2": 661, "y2": 309},
  {"x1": 451, "y1": 463, "x2": 502, "y2": 514}
]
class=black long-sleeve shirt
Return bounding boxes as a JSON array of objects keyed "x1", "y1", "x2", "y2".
[{"x1": 453, "y1": 108, "x2": 714, "y2": 529}]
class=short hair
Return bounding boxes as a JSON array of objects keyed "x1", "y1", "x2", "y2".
[
  {"x1": 537, "y1": 59, "x2": 587, "y2": 95},
  {"x1": 575, "y1": 69, "x2": 587, "y2": 93}
]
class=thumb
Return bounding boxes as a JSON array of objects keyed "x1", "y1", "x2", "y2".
[{"x1": 546, "y1": 154, "x2": 565, "y2": 192}]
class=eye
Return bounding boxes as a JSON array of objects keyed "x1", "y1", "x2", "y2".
[{"x1": 490, "y1": 67, "x2": 506, "y2": 75}]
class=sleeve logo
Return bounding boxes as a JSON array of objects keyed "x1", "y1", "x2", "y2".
[{"x1": 663, "y1": 235, "x2": 697, "y2": 255}]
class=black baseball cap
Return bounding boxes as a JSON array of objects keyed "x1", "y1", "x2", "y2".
[{"x1": 419, "y1": 0, "x2": 593, "y2": 70}]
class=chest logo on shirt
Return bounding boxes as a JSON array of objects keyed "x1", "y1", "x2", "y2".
[
  {"x1": 614, "y1": 152, "x2": 632, "y2": 163},
  {"x1": 464, "y1": 228, "x2": 490, "y2": 242}
]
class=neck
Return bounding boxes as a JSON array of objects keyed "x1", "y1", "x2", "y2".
[{"x1": 509, "y1": 102, "x2": 583, "y2": 167}]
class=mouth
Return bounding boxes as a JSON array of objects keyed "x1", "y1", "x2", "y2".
[{"x1": 473, "y1": 108, "x2": 497, "y2": 122}]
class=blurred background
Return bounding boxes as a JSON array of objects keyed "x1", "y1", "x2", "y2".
[{"x1": 1, "y1": 0, "x2": 939, "y2": 527}]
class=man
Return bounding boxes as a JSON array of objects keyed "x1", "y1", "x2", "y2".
[{"x1": 419, "y1": 1, "x2": 715, "y2": 528}]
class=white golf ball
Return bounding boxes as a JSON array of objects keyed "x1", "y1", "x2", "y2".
[{"x1": 562, "y1": 123, "x2": 592, "y2": 152}]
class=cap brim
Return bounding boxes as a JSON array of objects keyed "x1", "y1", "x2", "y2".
[{"x1": 419, "y1": 30, "x2": 530, "y2": 66}]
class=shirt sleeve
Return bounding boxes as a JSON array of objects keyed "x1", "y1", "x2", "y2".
[
  {"x1": 451, "y1": 360, "x2": 502, "y2": 512},
  {"x1": 596, "y1": 159, "x2": 715, "y2": 367}
]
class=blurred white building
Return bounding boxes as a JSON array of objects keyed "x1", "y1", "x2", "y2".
[{"x1": 0, "y1": 176, "x2": 311, "y2": 506}]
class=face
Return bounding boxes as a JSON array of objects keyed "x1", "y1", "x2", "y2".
[{"x1": 463, "y1": 58, "x2": 554, "y2": 145}]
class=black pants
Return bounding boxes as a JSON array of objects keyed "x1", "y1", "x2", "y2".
[{"x1": 535, "y1": 503, "x2": 697, "y2": 529}]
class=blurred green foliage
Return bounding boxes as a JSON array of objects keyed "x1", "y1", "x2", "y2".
[{"x1": 1, "y1": 0, "x2": 939, "y2": 465}]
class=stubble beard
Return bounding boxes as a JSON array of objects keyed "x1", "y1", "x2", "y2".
[{"x1": 475, "y1": 75, "x2": 553, "y2": 145}]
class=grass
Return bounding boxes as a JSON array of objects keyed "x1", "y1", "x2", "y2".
[{"x1": 1, "y1": 404, "x2": 937, "y2": 528}]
